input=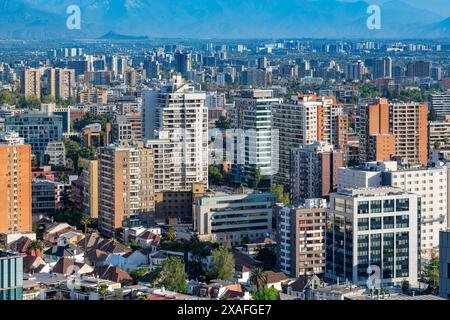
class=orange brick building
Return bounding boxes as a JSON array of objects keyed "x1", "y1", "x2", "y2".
[{"x1": 0, "y1": 132, "x2": 32, "y2": 233}]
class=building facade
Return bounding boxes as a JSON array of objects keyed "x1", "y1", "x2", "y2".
[
  {"x1": 326, "y1": 187, "x2": 420, "y2": 287},
  {"x1": 277, "y1": 199, "x2": 327, "y2": 277},
  {"x1": 0, "y1": 132, "x2": 32, "y2": 234}
]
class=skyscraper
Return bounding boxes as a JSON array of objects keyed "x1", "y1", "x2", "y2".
[
  {"x1": 175, "y1": 51, "x2": 192, "y2": 78},
  {"x1": 98, "y1": 142, "x2": 155, "y2": 237},
  {"x1": 20, "y1": 68, "x2": 41, "y2": 98},
  {"x1": 0, "y1": 131, "x2": 32, "y2": 234},
  {"x1": 142, "y1": 74, "x2": 208, "y2": 191},
  {"x1": 234, "y1": 89, "x2": 282, "y2": 189}
]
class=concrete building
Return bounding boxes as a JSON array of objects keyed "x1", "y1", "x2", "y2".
[
  {"x1": 390, "y1": 102, "x2": 428, "y2": 166},
  {"x1": 338, "y1": 161, "x2": 448, "y2": 256},
  {"x1": 142, "y1": 74, "x2": 208, "y2": 191},
  {"x1": 44, "y1": 141, "x2": 66, "y2": 166},
  {"x1": 4, "y1": 112, "x2": 63, "y2": 159},
  {"x1": 326, "y1": 187, "x2": 420, "y2": 287},
  {"x1": 45, "y1": 68, "x2": 76, "y2": 100},
  {"x1": 0, "y1": 131, "x2": 32, "y2": 234},
  {"x1": 430, "y1": 92, "x2": 450, "y2": 121},
  {"x1": 98, "y1": 143, "x2": 155, "y2": 237},
  {"x1": 290, "y1": 142, "x2": 344, "y2": 203},
  {"x1": 439, "y1": 230, "x2": 450, "y2": 299},
  {"x1": 20, "y1": 68, "x2": 41, "y2": 98},
  {"x1": 0, "y1": 251, "x2": 23, "y2": 300},
  {"x1": 428, "y1": 117, "x2": 450, "y2": 153},
  {"x1": 233, "y1": 89, "x2": 282, "y2": 189},
  {"x1": 193, "y1": 192, "x2": 276, "y2": 245},
  {"x1": 81, "y1": 159, "x2": 99, "y2": 219},
  {"x1": 277, "y1": 199, "x2": 327, "y2": 277},
  {"x1": 79, "y1": 87, "x2": 108, "y2": 104},
  {"x1": 32, "y1": 179, "x2": 64, "y2": 218},
  {"x1": 358, "y1": 98, "x2": 396, "y2": 163},
  {"x1": 272, "y1": 94, "x2": 348, "y2": 187}
]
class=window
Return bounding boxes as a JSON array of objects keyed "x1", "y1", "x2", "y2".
[
  {"x1": 371, "y1": 200, "x2": 382, "y2": 214},
  {"x1": 358, "y1": 218, "x2": 369, "y2": 231},
  {"x1": 383, "y1": 200, "x2": 394, "y2": 213},
  {"x1": 358, "y1": 201, "x2": 369, "y2": 214},
  {"x1": 396, "y1": 199, "x2": 409, "y2": 212},
  {"x1": 371, "y1": 217, "x2": 382, "y2": 230}
]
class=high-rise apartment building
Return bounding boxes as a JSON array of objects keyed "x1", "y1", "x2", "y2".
[
  {"x1": 20, "y1": 68, "x2": 41, "y2": 98},
  {"x1": 290, "y1": 141, "x2": 344, "y2": 203},
  {"x1": 326, "y1": 187, "x2": 420, "y2": 287},
  {"x1": 81, "y1": 159, "x2": 99, "y2": 219},
  {"x1": 372, "y1": 57, "x2": 392, "y2": 80},
  {"x1": 45, "y1": 68, "x2": 76, "y2": 100},
  {"x1": 175, "y1": 51, "x2": 192, "y2": 78},
  {"x1": 5, "y1": 112, "x2": 63, "y2": 158},
  {"x1": 390, "y1": 102, "x2": 428, "y2": 166},
  {"x1": 233, "y1": 89, "x2": 281, "y2": 189},
  {"x1": 430, "y1": 92, "x2": 450, "y2": 121},
  {"x1": 272, "y1": 94, "x2": 348, "y2": 188},
  {"x1": 277, "y1": 198, "x2": 327, "y2": 277},
  {"x1": 338, "y1": 161, "x2": 448, "y2": 257},
  {"x1": 98, "y1": 143, "x2": 155, "y2": 237},
  {"x1": 358, "y1": 98, "x2": 396, "y2": 163},
  {"x1": 142, "y1": 74, "x2": 208, "y2": 192},
  {"x1": 0, "y1": 131, "x2": 32, "y2": 234}
]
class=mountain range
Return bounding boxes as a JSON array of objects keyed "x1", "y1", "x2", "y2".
[{"x1": 1, "y1": 0, "x2": 450, "y2": 39}]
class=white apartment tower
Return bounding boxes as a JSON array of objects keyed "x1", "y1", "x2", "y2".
[{"x1": 142, "y1": 74, "x2": 208, "y2": 191}]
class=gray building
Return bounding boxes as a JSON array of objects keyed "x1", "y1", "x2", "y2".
[
  {"x1": 439, "y1": 230, "x2": 450, "y2": 299},
  {"x1": 5, "y1": 112, "x2": 63, "y2": 158}
]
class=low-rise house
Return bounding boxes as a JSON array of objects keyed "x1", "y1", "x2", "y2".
[
  {"x1": 57, "y1": 231, "x2": 85, "y2": 247},
  {"x1": 105, "y1": 250, "x2": 149, "y2": 272},
  {"x1": 77, "y1": 233, "x2": 105, "y2": 252},
  {"x1": 52, "y1": 257, "x2": 94, "y2": 276},
  {"x1": 286, "y1": 275, "x2": 321, "y2": 300},
  {"x1": 44, "y1": 223, "x2": 78, "y2": 244},
  {"x1": 310, "y1": 283, "x2": 366, "y2": 301},
  {"x1": 264, "y1": 271, "x2": 288, "y2": 291},
  {"x1": 23, "y1": 255, "x2": 50, "y2": 274},
  {"x1": 188, "y1": 281, "x2": 248, "y2": 300},
  {"x1": 94, "y1": 265, "x2": 133, "y2": 285},
  {"x1": 43, "y1": 244, "x2": 84, "y2": 265},
  {"x1": 149, "y1": 250, "x2": 185, "y2": 271},
  {"x1": 233, "y1": 250, "x2": 262, "y2": 285},
  {"x1": 85, "y1": 249, "x2": 109, "y2": 267},
  {"x1": 58, "y1": 277, "x2": 120, "y2": 301},
  {"x1": 243, "y1": 237, "x2": 276, "y2": 256}
]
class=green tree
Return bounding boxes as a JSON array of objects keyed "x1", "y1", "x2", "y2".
[
  {"x1": 270, "y1": 184, "x2": 290, "y2": 204},
  {"x1": 63, "y1": 138, "x2": 81, "y2": 173},
  {"x1": 422, "y1": 256, "x2": 439, "y2": 295},
  {"x1": 0, "y1": 90, "x2": 17, "y2": 105},
  {"x1": 215, "y1": 116, "x2": 231, "y2": 130},
  {"x1": 255, "y1": 247, "x2": 277, "y2": 271},
  {"x1": 152, "y1": 256, "x2": 188, "y2": 293},
  {"x1": 97, "y1": 284, "x2": 110, "y2": 300},
  {"x1": 252, "y1": 287, "x2": 279, "y2": 300},
  {"x1": 130, "y1": 267, "x2": 149, "y2": 281},
  {"x1": 250, "y1": 267, "x2": 267, "y2": 291},
  {"x1": 41, "y1": 95, "x2": 56, "y2": 104},
  {"x1": 254, "y1": 167, "x2": 262, "y2": 189},
  {"x1": 209, "y1": 247, "x2": 235, "y2": 281},
  {"x1": 208, "y1": 165, "x2": 224, "y2": 185},
  {"x1": 163, "y1": 227, "x2": 177, "y2": 242},
  {"x1": 27, "y1": 240, "x2": 44, "y2": 256},
  {"x1": 80, "y1": 216, "x2": 92, "y2": 252}
]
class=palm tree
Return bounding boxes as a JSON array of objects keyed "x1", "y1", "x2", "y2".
[
  {"x1": 251, "y1": 267, "x2": 267, "y2": 291},
  {"x1": 27, "y1": 240, "x2": 43, "y2": 257},
  {"x1": 80, "y1": 216, "x2": 92, "y2": 252}
]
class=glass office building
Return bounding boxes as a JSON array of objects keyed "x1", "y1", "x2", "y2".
[
  {"x1": 0, "y1": 251, "x2": 24, "y2": 300},
  {"x1": 325, "y1": 187, "x2": 421, "y2": 288}
]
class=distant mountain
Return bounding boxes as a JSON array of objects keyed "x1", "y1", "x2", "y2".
[
  {"x1": 99, "y1": 31, "x2": 149, "y2": 40},
  {"x1": 0, "y1": 0, "x2": 449, "y2": 39}
]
